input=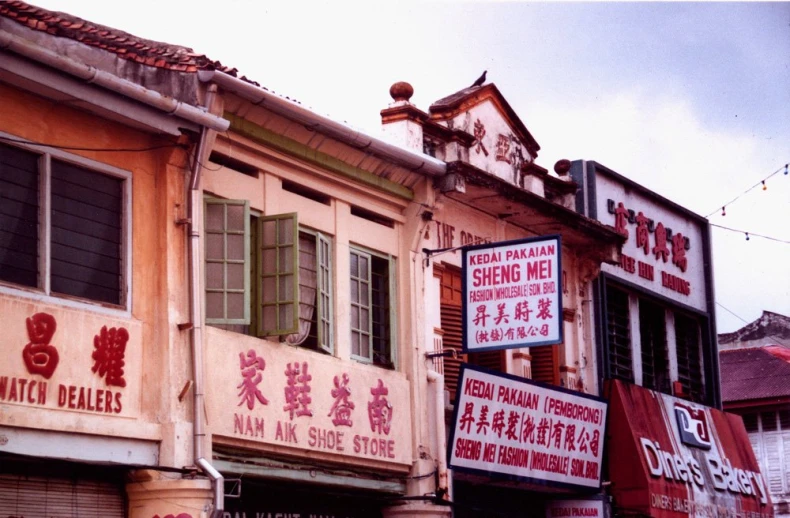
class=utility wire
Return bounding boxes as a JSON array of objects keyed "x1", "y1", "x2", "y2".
[
  {"x1": 706, "y1": 163, "x2": 788, "y2": 218},
  {"x1": 709, "y1": 223, "x2": 790, "y2": 244}
]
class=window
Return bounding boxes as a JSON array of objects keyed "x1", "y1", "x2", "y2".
[
  {"x1": 204, "y1": 200, "x2": 332, "y2": 354},
  {"x1": 742, "y1": 409, "x2": 790, "y2": 498},
  {"x1": 675, "y1": 313, "x2": 704, "y2": 401},
  {"x1": 350, "y1": 247, "x2": 395, "y2": 367},
  {"x1": 605, "y1": 284, "x2": 633, "y2": 382},
  {"x1": 640, "y1": 299, "x2": 669, "y2": 394},
  {"x1": 0, "y1": 141, "x2": 126, "y2": 306}
]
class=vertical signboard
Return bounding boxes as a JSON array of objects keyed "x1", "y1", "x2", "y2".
[
  {"x1": 448, "y1": 365, "x2": 607, "y2": 490},
  {"x1": 462, "y1": 235, "x2": 562, "y2": 353}
]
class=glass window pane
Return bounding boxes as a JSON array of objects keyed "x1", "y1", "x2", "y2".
[
  {"x1": 227, "y1": 293, "x2": 245, "y2": 319},
  {"x1": 762, "y1": 411, "x2": 778, "y2": 432},
  {"x1": 278, "y1": 218, "x2": 293, "y2": 245},
  {"x1": 350, "y1": 280, "x2": 359, "y2": 303},
  {"x1": 262, "y1": 249, "x2": 276, "y2": 274},
  {"x1": 262, "y1": 220, "x2": 276, "y2": 246},
  {"x1": 205, "y1": 234, "x2": 224, "y2": 260},
  {"x1": 279, "y1": 303, "x2": 294, "y2": 328},
  {"x1": 780, "y1": 410, "x2": 790, "y2": 430},
  {"x1": 359, "y1": 256, "x2": 369, "y2": 278},
  {"x1": 263, "y1": 305, "x2": 277, "y2": 330},
  {"x1": 206, "y1": 292, "x2": 223, "y2": 319},
  {"x1": 205, "y1": 204, "x2": 223, "y2": 231},
  {"x1": 742, "y1": 413, "x2": 758, "y2": 433},
  {"x1": 360, "y1": 335, "x2": 370, "y2": 358},
  {"x1": 227, "y1": 234, "x2": 244, "y2": 260},
  {"x1": 227, "y1": 263, "x2": 244, "y2": 289},
  {"x1": 280, "y1": 274, "x2": 294, "y2": 301},
  {"x1": 352, "y1": 331, "x2": 360, "y2": 356},
  {"x1": 206, "y1": 263, "x2": 224, "y2": 289},
  {"x1": 361, "y1": 308, "x2": 370, "y2": 329},
  {"x1": 280, "y1": 247, "x2": 293, "y2": 274},
  {"x1": 350, "y1": 252, "x2": 358, "y2": 277},
  {"x1": 360, "y1": 284, "x2": 369, "y2": 306},
  {"x1": 227, "y1": 204, "x2": 245, "y2": 230},
  {"x1": 351, "y1": 306, "x2": 359, "y2": 329},
  {"x1": 262, "y1": 277, "x2": 276, "y2": 302}
]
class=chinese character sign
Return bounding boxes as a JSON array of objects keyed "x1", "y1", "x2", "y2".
[
  {"x1": 463, "y1": 236, "x2": 562, "y2": 353},
  {"x1": 448, "y1": 365, "x2": 607, "y2": 490}
]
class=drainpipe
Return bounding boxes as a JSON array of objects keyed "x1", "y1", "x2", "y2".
[
  {"x1": 0, "y1": 28, "x2": 229, "y2": 133},
  {"x1": 426, "y1": 370, "x2": 449, "y2": 499},
  {"x1": 188, "y1": 84, "x2": 224, "y2": 518}
]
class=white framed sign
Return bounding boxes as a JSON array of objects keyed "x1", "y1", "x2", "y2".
[
  {"x1": 545, "y1": 499, "x2": 605, "y2": 518},
  {"x1": 448, "y1": 365, "x2": 608, "y2": 490},
  {"x1": 462, "y1": 235, "x2": 562, "y2": 352}
]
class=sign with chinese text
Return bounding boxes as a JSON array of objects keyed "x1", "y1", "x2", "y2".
[
  {"x1": 448, "y1": 365, "x2": 607, "y2": 490},
  {"x1": 462, "y1": 235, "x2": 562, "y2": 352},
  {"x1": 205, "y1": 327, "x2": 412, "y2": 469},
  {"x1": 545, "y1": 499, "x2": 605, "y2": 518},
  {"x1": 607, "y1": 380, "x2": 772, "y2": 518},
  {"x1": 578, "y1": 165, "x2": 709, "y2": 312},
  {"x1": 0, "y1": 303, "x2": 141, "y2": 420}
]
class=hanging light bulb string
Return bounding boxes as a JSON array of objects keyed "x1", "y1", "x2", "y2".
[
  {"x1": 706, "y1": 163, "x2": 788, "y2": 218},
  {"x1": 710, "y1": 223, "x2": 790, "y2": 244}
]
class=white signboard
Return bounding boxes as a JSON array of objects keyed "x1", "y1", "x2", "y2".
[
  {"x1": 545, "y1": 499, "x2": 605, "y2": 518},
  {"x1": 448, "y1": 365, "x2": 608, "y2": 490},
  {"x1": 462, "y1": 235, "x2": 562, "y2": 352}
]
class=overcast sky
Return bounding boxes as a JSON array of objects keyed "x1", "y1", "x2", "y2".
[{"x1": 32, "y1": 0, "x2": 790, "y2": 334}]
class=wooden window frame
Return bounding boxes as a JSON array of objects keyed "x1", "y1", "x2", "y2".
[
  {"x1": 0, "y1": 136, "x2": 131, "y2": 312},
  {"x1": 350, "y1": 245, "x2": 396, "y2": 368}
]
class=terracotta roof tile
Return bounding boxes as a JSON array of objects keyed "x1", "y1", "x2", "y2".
[
  {"x1": 720, "y1": 346, "x2": 790, "y2": 402},
  {"x1": 0, "y1": 0, "x2": 246, "y2": 79}
]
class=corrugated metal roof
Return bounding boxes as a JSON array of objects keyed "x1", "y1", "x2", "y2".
[{"x1": 720, "y1": 346, "x2": 790, "y2": 402}]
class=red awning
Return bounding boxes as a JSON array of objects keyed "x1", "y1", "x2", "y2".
[{"x1": 606, "y1": 380, "x2": 772, "y2": 518}]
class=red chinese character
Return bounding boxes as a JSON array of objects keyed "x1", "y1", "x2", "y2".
[
  {"x1": 473, "y1": 119, "x2": 489, "y2": 156},
  {"x1": 459, "y1": 401, "x2": 475, "y2": 433},
  {"x1": 590, "y1": 429, "x2": 601, "y2": 457},
  {"x1": 475, "y1": 330, "x2": 490, "y2": 343},
  {"x1": 473, "y1": 304, "x2": 490, "y2": 327},
  {"x1": 368, "y1": 379, "x2": 393, "y2": 435},
  {"x1": 476, "y1": 405, "x2": 491, "y2": 435},
  {"x1": 515, "y1": 300, "x2": 532, "y2": 322},
  {"x1": 91, "y1": 325, "x2": 129, "y2": 387},
  {"x1": 577, "y1": 426, "x2": 590, "y2": 454},
  {"x1": 672, "y1": 233, "x2": 688, "y2": 272},
  {"x1": 492, "y1": 409, "x2": 506, "y2": 438},
  {"x1": 564, "y1": 423, "x2": 577, "y2": 451},
  {"x1": 284, "y1": 362, "x2": 313, "y2": 419},
  {"x1": 536, "y1": 298, "x2": 553, "y2": 320},
  {"x1": 635, "y1": 212, "x2": 650, "y2": 255},
  {"x1": 22, "y1": 313, "x2": 59, "y2": 379},
  {"x1": 494, "y1": 303, "x2": 509, "y2": 325},
  {"x1": 521, "y1": 414, "x2": 536, "y2": 444},
  {"x1": 490, "y1": 328, "x2": 503, "y2": 341},
  {"x1": 495, "y1": 134, "x2": 511, "y2": 163},
  {"x1": 614, "y1": 202, "x2": 629, "y2": 238},
  {"x1": 237, "y1": 350, "x2": 268, "y2": 410},
  {"x1": 505, "y1": 411, "x2": 519, "y2": 441},
  {"x1": 537, "y1": 417, "x2": 551, "y2": 446},
  {"x1": 328, "y1": 373, "x2": 355, "y2": 427},
  {"x1": 551, "y1": 421, "x2": 565, "y2": 448},
  {"x1": 652, "y1": 222, "x2": 670, "y2": 262}
]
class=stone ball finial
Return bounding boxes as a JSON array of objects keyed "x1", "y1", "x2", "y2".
[
  {"x1": 554, "y1": 159, "x2": 572, "y2": 176},
  {"x1": 389, "y1": 81, "x2": 414, "y2": 102}
]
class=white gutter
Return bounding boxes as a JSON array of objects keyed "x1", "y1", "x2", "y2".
[
  {"x1": 197, "y1": 70, "x2": 446, "y2": 177},
  {"x1": 0, "y1": 29, "x2": 229, "y2": 133},
  {"x1": 426, "y1": 370, "x2": 450, "y2": 499},
  {"x1": 189, "y1": 85, "x2": 224, "y2": 518}
]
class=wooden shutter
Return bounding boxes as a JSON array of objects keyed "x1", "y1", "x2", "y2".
[
  {"x1": 606, "y1": 285, "x2": 634, "y2": 382},
  {"x1": 675, "y1": 313, "x2": 704, "y2": 402},
  {"x1": 258, "y1": 213, "x2": 299, "y2": 336},
  {"x1": 0, "y1": 142, "x2": 39, "y2": 288},
  {"x1": 639, "y1": 299, "x2": 669, "y2": 393},
  {"x1": 0, "y1": 474, "x2": 124, "y2": 518},
  {"x1": 50, "y1": 159, "x2": 123, "y2": 305},
  {"x1": 439, "y1": 266, "x2": 464, "y2": 402},
  {"x1": 317, "y1": 232, "x2": 333, "y2": 354},
  {"x1": 205, "y1": 198, "x2": 250, "y2": 324},
  {"x1": 530, "y1": 345, "x2": 560, "y2": 385}
]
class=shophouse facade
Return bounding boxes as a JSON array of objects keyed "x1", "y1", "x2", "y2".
[{"x1": 570, "y1": 161, "x2": 772, "y2": 518}]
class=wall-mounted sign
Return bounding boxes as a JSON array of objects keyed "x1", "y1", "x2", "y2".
[
  {"x1": 462, "y1": 235, "x2": 562, "y2": 352},
  {"x1": 545, "y1": 499, "x2": 605, "y2": 518},
  {"x1": 448, "y1": 365, "x2": 607, "y2": 490},
  {"x1": 206, "y1": 328, "x2": 412, "y2": 469},
  {"x1": 607, "y1": 380, "x2": 772, "y2": 518}
]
